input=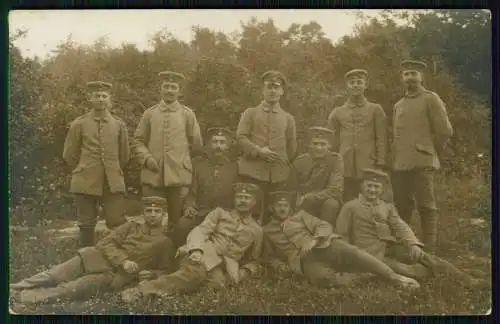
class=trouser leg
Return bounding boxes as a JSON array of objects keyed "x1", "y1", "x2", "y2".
[
  {"x1": 205, "y1": 265, "x2": 227, "y2": 289},
  {"x1": 19, "y1": 272, "x2": 113, "y2": 305},
  {"x1": 165, "y1": 186, "x2": 183, "y2": 229},
  {"x1": 11, "y1": 255, "x2": 84, "y2": 290},
  {"x1": 419, "y1": 252, "x2": 477, "y2": 285},
  {"x1": 414, "y1": 169, "x2": 439, "y2": 254},
  {"x1": 135, "y1": 257, "x2": 208, "y2": 296},
  {"x1": 74, "y1": 194, "x2": 99, "y2": 247},
  {"x1": 391, "y1": 171, "x2": 416, "y2": 225},
  {"x1": 318, "y1": 239, "x2": 399, "y2": 282},
  {"x1": 320, "y1": 198, "x2": 341, "y2": 226},
  {"x1": 101, "y1": 178, "x2": 126, "y2": 230},
  {"x1": 343, "y1": 178, "x2": 361, "y2": 203},
  {"x1": 384, "y1": 243, "x2": 430, "y2": 280}
]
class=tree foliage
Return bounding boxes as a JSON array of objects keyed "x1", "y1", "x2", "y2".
[{"x1": 8, "y1": 10, "x2": 491, "y2": 222}]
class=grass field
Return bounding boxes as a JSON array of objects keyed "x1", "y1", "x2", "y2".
[{"x1": 9, "y1": 175, "x2": 492, "y2": 315}]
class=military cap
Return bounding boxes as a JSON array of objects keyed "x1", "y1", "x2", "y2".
[
  {"x1": 158, "y1": 71, "x2": 186, "y2": 83},
  {"x1": 361, "y1": 168, "x2": 389, "y2": 184},
  {"x1": 87, "y1": 81, "x2": 113, "y2": 92},
  {"x1": 233, "y1": 182, "x2": 260, "y2": 196},
  {"x1": 269, "y1": 191, "x2": 295, "y2": 204},
  {"x1": 401, "y1": 60, "x2": 428, "y2": 72},
  {"x1": 206, "y1": 127, "x2": 232, "y2": 139},
  {"x1": 261, "y1": 70, "x2": 287, "y2": 86},
  {"x1": 142, "y1": 196, "x2": 167, "y2": 207},
  {"x1": 308, "y1": 126, "x2": 334, "y2": 142},
  {"x1": 344, "y1": 69, "x2": 368, "y2": 81}
]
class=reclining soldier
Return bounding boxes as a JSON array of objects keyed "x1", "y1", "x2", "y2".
[
  {"x1": 336, "y1": 168, "x2": 484, "y2": 287},
  {"x1": 10, "y1": 196, "x2": 176, "y2": 306},
  {"x1": 120, "y1": 183, "x2": 263, "y2": 303},
  {"x1": 263, "y1": 191, "x2": 420, "y2": 289}
]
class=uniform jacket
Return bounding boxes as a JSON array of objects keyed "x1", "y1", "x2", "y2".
[
  {"x1": 236, "y1": 101, "x2": 297, "y2": 183},
  {"x1": 63, "y1": 110, "x2": 130, "y2": 196},
  {"x1": 183, "y1": 154, "x2": 239, "y2": 218},
  {"x1": 290, "y1": 152, "x2": 344, "y2": 203},
  {"x1": 327, "y1": 98, "x2": 387, "y2": 178},
  {"x1": 132, "y1": 100, "x2": 203, "y2": 187},
  {"x1": 263, "y1": 210, "x2": 340, "y2": 275},
  {"x1": 77, "y1": 220, "x2": 176, "y2": 288},
  {"x1": 181, "y1": 207, "x2": 263, "y2": 283},
  {"x1": 335, "y1": 196, "x2": 422, "y2": 260},
  {"x1": 392, "y1": 87, "x2": 453, "y2": 171}
]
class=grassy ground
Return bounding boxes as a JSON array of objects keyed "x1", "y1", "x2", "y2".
[{"x1": 9, "y1": 175, "x2": 491, "y2": 315}]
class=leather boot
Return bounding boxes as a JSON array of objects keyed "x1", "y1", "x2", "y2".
[
  {"x1": 79, "y1": 225, "x2": 95, "y2": 248},
  {"x1": 10, "y1": 272, "x2": 55, "y2": 290},
  {"x1": 420, "y1": 209, "x2": 438, "y2": 254}
]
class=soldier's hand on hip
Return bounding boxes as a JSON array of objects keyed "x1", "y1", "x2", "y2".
[
  {"x1": 122, "y1": 260, "x2": 139, "y2": 274},
  {"x1": 184, "y1": 206, "x2": 198, "y2": 219},
  {"x1": 408, "y1": 245, "x2": 424, "y2": 262},
  {"x1": 145, "y1": 157, "x2": 160, "y2": 172}
]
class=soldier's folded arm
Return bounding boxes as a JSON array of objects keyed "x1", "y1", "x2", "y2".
[
  {"x1": 388, "y1": 204, "x2": 423, "y2": 247},
  {"x1": 95, "y1": 222, "x2": 135, "y2": 268},
  {"x1": 118, "y1": 119, "x2": 131, "y2": 170},
  {"x1": 131, "y1": 110, "x2": 154, "y2": 167},
  {"x1": 185, "y1": 207, "x2": 222, "y2": 253},
  {"x1": 374, "y1": 104, "x2": 388, "y2": 167},
  {"x1": 335, "y1": 203, "x2": 354, "y2": 241},
  {"x1": 62, "y1": 119, "x2": 82, "y2": 169},
  {"x1": 312, "y1": 155, "x2": 344, "y2": 202},
  {"x1": 236, "y1": 109, "x2": 262, "y2": 158}
]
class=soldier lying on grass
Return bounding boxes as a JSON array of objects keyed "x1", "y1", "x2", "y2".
[
  {"x1": 120, "y1": 183, "x2": 263, "y2": 304},
  {"x1": 262, "y1": 191, "x2": 421, "y2": 289},
  {"x1": 10, "y1": 196, "x2": 176, "y2": 307},
  {"x1": 335, "y1": 168, "x2": 486, "y2": 288}
]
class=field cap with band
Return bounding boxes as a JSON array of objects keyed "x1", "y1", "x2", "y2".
[
  {"x1": 344, "y1": 69, "x2": 368, "y2": 81},
  {"x1": 233, "y1": 183, "x2": 260, "y2": 197},
  {"x1": 261, "y1": 70, "x2": 287, "y2": 87},
  {"x1": 158, "y1": 71, "x2": 186, "y2": 84},
  {"x1": 362, "y1": 168, "x2": 389, "y2": 184},
  {"x1": 308, "y1": 126, "x2": 334, "y2": 143},
  {"x1": 142, "y1": 196, "x2": 167, "y2": 208},
  {"x1": 401, "y1": 60, "x2": 428, "y2": 72},
  {"x1": 87, "y1": 81, "x2": 112, "y2": 92}
]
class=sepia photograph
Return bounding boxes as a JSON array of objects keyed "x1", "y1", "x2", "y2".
[{"x1": 8, "y1": 9, "x2": 491, "y2": 315}]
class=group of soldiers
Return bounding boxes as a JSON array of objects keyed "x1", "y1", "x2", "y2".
[{"x1": 10, "y1": 60, "x2": 485, "y2": 308}]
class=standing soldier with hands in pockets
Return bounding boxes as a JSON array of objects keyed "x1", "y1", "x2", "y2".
[
  {"x1": 63, "y1": 81, "x2": 130, "y2": 248},
  {"x1": 391, "y1": 60, "x2": 453, "y2": 253},
  {"x1": 133, "y1": 71, "x2": 203, "y2": 231}
]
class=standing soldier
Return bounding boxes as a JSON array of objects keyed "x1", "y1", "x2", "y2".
[
  {"x1": 63, "y1": 81, "x2": 130, "y2": 247},
  {"x1": 328, "y1": 69, "x2": 388, "y2": 202},
  {"x1": 391, "y1": 60, "x2": 453, "y2": 253},
  {"x1": 173, "y1": 127, "x2": 239, "y2": 246},
  {"x1": 290, "y1": 127, "x2": 343, "y2": 226},
  {"x1": 237, "y1": 70, "x2": 297, "y2": 224},
  {"x1": 133, "y1": 71, "x2": 203, "y2": 231}
]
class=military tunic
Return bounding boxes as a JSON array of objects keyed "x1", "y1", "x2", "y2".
[
  {"x1": 13, "y1": 221, "x2": 175, "y2": 304},
  {"x1": 62, "y1": 110, "x2": 130, "y2": 229},
  {"x1": 174, "y1": 155, "x2": 239, "y2": 246},
  {"x1": 131, "y1": 208, "x2": 263, "y2": 295},
  {"x1": 290, "y1": 152, "x2": 343, "y2": 224}
]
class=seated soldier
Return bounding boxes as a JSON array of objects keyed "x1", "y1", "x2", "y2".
[
  {"x1": 290, "y1": 127, "x2": 343, "y2": 226},
  {"x1": 173, "y1": 127, "x2": 239, "y2": 247},
  {"x1": 10, "y1": 196, "x2": 176, "y2": 306},
  {"x1": 336, "y1": 168, "x2": 484, "y2": 287},
  {"x1": 263, "y1": 191, "x2": 420, "y2": 288},
  {"x1": 120, "y1": 183, "x2": 263, "y2": 303}
]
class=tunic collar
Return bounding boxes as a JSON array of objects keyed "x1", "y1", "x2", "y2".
[
  {"x1": 404, "y1": 86, "x2": 426, "y2": 98},
  {"x1": 358, "y1": 194, "x2": 382, "y2": 207},
  {"x1": 232, "y1": 210, "x2": 253, "y2": 225},
  {"x1": 346, "y1": 97, "x2": 368, "y2": 108},
  {"x1": 159, "y1": 100, "x2": 181, "y2": 112},
  {"x1": 140, "y1": 223, "x2": 165, "y2": 236},
  {"x1": 260, "y1": 100, "x2": 281, "y2": 113},
  {"x1": 90, "y1": 109, "x2": 111, "y2": 122}
]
